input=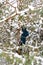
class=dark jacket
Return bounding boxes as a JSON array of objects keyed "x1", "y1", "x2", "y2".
[{"x1": 21, "y1": 28, "x2": 29, "y2": 44}]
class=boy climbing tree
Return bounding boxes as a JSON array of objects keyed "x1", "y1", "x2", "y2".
[{"x1": 20, "y1": 25, "x2": 29, "y2": 45}]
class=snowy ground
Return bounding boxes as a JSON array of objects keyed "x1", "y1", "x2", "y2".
[{"x1": 0, "y1": 0, "x2": 43, "y2": 65}]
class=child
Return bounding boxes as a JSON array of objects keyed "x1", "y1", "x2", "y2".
[{"x1": 20, "y1": 25, "x2": 29, "y2": 45}]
